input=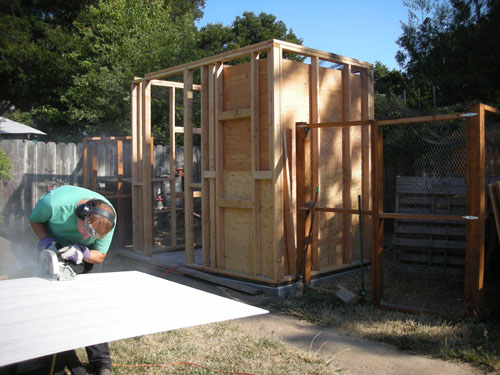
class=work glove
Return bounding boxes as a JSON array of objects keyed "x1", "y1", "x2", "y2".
[
  {"x1": 38, "y1": 237, "x2": 58, "y2": 252},
  {"x1": 58, "y1": 244, "x2": 90, "y2": 265}
]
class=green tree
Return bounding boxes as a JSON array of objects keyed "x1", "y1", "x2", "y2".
[
  {"x1": 0, "y1": 149, "x2": 12, "y2": 181},
  {"x1": 198, "y1": 11, "x2": 303, "y2": 58},
  {"x1": 396, "y1": 0, "x2": 500, "y2": 107},
  {"x1": 60, "y1": 0, "x2": 201, "y2": 141},
  {"x1": 0, "y1": 0, "x2": 96, "y2": 125},
  {"x1": 0, "y1": 149, "x2": 12, "y2": 227}
]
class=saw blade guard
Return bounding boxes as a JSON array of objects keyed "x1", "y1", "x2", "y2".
[
  {"x1": 38, "y1": 249, "x2": 77, "y2": 281},
  {"x1": 38, "y1": 249, "x2": 59, "y2": 280}
]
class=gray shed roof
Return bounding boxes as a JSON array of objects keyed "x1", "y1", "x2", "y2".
[{"x1": 0, "y1": 117, "x2": 46, "y2": 135}]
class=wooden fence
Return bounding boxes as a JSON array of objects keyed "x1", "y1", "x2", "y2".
[{"x1": 0, "y1": 139, "x2": 199, "y2": 239}]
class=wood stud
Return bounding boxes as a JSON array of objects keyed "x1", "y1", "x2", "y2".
[
  {"x1": 201, "y1": 66, "x2": 210, "y2": 267},
  {"x1": 183, "y1": 69, "x2": 194, "y2": 264},
  {"x1": 342, "y1": 64, "x2": 352, "y2": 264},
  {"x1": 251, "y1": 52, "x2": 261, "y2": 277},
  {"x1": 215, "y1": 62, "x2": 225, "y2": 270},
  {"x1": 310, "y1": 56, "x2": 320, "y2": 272}
]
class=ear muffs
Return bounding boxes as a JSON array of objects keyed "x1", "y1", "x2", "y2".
[{"x1": 75, "y1": 199, "x2": 115, "y2": 228}]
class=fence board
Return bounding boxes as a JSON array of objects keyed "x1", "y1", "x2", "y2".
[{"x1": 0, "y1": 140, "x2": 199, "y2": 241}]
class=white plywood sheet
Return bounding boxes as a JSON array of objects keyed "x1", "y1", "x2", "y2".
[{"x1": 0, "y1": 271, "x2": 267, "y2": 366}]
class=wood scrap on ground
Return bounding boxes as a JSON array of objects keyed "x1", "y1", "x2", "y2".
[{"x1": 308, "y1": 283, "x2": 359, "y2": 304}]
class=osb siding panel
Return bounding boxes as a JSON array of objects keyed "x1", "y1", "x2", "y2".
[
  {"x1": 212, "y1": 57, "x2": 370, "y2": 280},
  {"x1": 223, "y1": 118, "x2": 251, "y2": 172},
  {"x1": 223, "y1": 63, "x2": 251, "y2": 111},
  {"x1": 280, "y1": 58, "x2": 310, "y2": 199},
  {"x1": 318, "y1": 67, "x2": 343, "y2": 122},
  {"x1": 259, "y1": 180, "x2": 274, "y2": 278},
  {"x1": 223, "y1": 171, "x2": 253, "y2": 200},
  {"x1": 349, "y1": 125, "x2": 362, "y2": 261},
  {"x1": 351, "y1": 74, "x2": 362, "y2": 121},
  {"x1": 220, "y1": 60, "x2": 275, "y2": 279},
  {"x1": 279, "y1": 59, "x2": 310, "y2": 276},
  {"x1": 350, "y1": 73, "x2": 364, "y2": 262},
  {"x1": 258, "y1": 59, "x2": 269, "y2": 171},
  {"x1": 224, "y1": 208, "x2": 252, "y2": 273},
  {"x1": 281, "y1": 59, "x2": 310, "y2": 126},
  {"x1": 317, "y1": 69, "x2": 364, "y2": 268}
]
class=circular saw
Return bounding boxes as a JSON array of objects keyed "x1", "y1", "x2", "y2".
[{"x1": 38, "y1": 249, "x2": 77, "y2": 281}]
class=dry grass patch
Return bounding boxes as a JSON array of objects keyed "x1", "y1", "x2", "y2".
[{"x1": 77, "y1": 321, "x2": 340, "y2": 375}]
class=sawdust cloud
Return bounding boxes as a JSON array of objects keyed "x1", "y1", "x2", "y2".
[{"x1": 0, "y1": 235, "x2": 39, "y2": 279}]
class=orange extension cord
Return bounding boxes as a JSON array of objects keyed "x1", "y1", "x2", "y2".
[{"x1": 85, "y1": 361, "x2": 260, "y2": 374}]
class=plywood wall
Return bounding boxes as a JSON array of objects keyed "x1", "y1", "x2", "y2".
[{"x1": 215, "y1": 56, "x2": 370, "y2": 282}]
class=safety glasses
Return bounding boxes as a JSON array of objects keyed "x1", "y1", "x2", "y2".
[{"x1": 82, "y1": 217, "x2": 105, "y2": 239}]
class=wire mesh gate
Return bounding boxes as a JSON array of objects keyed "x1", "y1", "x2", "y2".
[
  {"x1": 297, "y1": 103, "x2": 500, "y2": 317},
  {"x1": 373, "y1": 104, "x2": 500, "y2": 317},
  {"x1": 378, "y1": 117, "x2": 469, "y2": 316}
]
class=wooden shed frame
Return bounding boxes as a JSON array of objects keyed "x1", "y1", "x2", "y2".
[{"x1": 131, "y1": 39, "x2": 374, "y2": 286}]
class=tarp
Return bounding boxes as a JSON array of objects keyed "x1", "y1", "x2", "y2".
[{"x1": 0, "y1": 117, "x2": 46, "y2": 135}]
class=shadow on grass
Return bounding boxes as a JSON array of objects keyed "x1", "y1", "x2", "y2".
[{"x1": 264, "y1": 289, "x2": 500, "y2": 372}]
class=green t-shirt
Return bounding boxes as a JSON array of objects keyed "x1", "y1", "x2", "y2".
[{"x1": 29, "y1": 185, "x2": 116, "y2": 253}]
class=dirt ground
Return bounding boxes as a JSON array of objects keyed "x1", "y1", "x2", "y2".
[
  {"x1": 237, "y1": 314, "x2": 482, "y2": 375},
  {"x1": 0, "y1": 239, "x2": 485, "y2": 374}
]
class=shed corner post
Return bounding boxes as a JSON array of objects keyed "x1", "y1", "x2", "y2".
[
  {"x1": 141, "y1": 79, "x2": 154, "y2": 256},
  {"x1": 131, "y1": 80, "x2": 144, "y2": 252},
  {"x1": 465, "y1": 102, "x2": 485, "y2": 318},
  {"x1": 269, "y1": 45, "x2": 283, "y2": 282}
]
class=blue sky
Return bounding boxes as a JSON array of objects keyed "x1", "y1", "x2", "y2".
[{"x1": 196, "y1": 0, "x2": 409, "y2": 70}]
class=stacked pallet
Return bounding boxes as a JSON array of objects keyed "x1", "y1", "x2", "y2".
[{"x1": 392, "y1": 176, "x2": 466, "y2": 277}]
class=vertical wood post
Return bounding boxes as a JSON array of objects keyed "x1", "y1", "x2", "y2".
[
  {"x1": 251, "y1": 52, "x2": 261, "y2": 276},
  {"x1": 201, "y1": 65, "x2": 210, "y2": 266},
  {"x1": 269, "y1": 45, "x2": 283, "y2": 282},
  {"x1": 131, "y1": 81, "x2": 143, "y2": 251},
  {"x1": 83, "y1": 138, "x2": 88, "y2": 188},
  {"x1": 116, "y1": 139, "x2": 125, "y2": 248},
  {"x1": 90, "y1": 145, "x2": 98, "y2": 191},
  {"x1": 215, "y1": 62, "x2": 225, "y2": 269},
  {"x1": 361, "y1": 68, "x2": 372, "y2": 260},
  {"x1": 208, "y1": 64, "x2": 217, "y2": 267},
  {"x1": 142, "y1": 80, "x2": 153, "y2": 256},
  {"x1": 169, "y1": 87, "x2": 177, "y2": 246},
  {"x1": 371, "y1": 122, "x2": 384, "y2": 304},
  {"x1": 184, "y1": 69, "x2": 194, "y2": 263},
  {"x1": 283, "y1": 129, "x2": 296, "y2": 276},
  {"x1": 296, "y1": 123, "x2": 312, "y2": 282},
  {"x1": 342, "y1": 64, "x2": 352, "y2": 264},
  {"x1": 465, "y1": 103, "x2": 485, "y2": 317},
  {"x1": 310, "y1": 56, "x2": 320, "y2": 271}
]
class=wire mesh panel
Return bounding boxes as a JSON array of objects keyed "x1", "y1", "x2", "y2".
[
  {"x1": 381, "y1": 119, "x2": 467, "y2": 316},
  {"x1": 484, "y1": 111, "x2": 500, "y2": 293}
]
